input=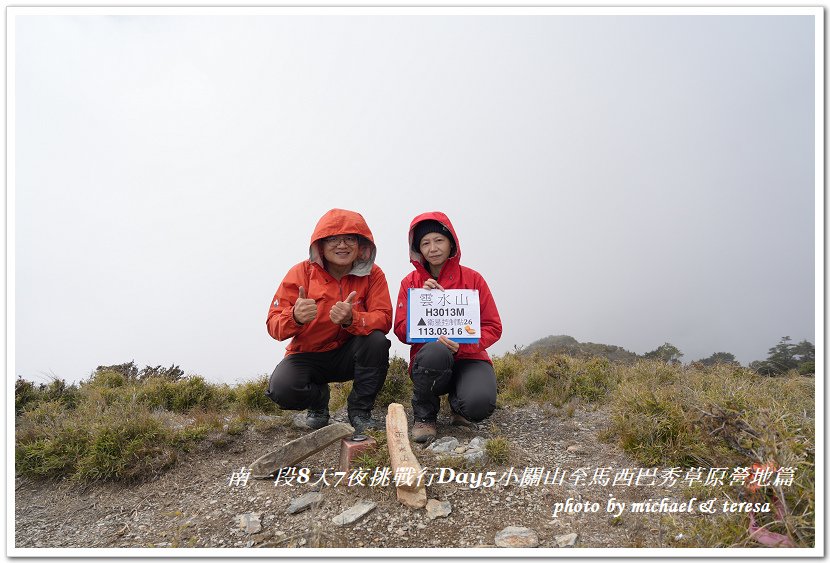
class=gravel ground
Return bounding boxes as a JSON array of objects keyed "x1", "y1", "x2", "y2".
[{"x1": 15, "y1": 403, "x2": 702, "y2": 550}]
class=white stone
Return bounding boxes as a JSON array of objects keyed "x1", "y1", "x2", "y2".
[
  {"x1": 287, "y1": 492, "x2": 324, "y2": 514},
  {"x1": 332, "y1": 500, "x2": 376, "y2": 526},
  {"x1": 427, "y1": 437, "x2": 459, "y2": 454},
  {"x1": 426, "y1": 499, "x2": 452, "y2": 520},
  {"x1": 464, "y1": 450, "x2": 486, "y2": 464},
  {"x1": 292, "y1": 413, "x2": 310, "y2": 429},
  {"x1": 555, "y1": 532, "x2": 579, "y2": 547},
  {"x1": 468, "y1": 436, "x2": 487, "y2": 450},
  {"x1": 495, "y1": 526, "x2": 539, "y2": 548},
  {"x1": 235, "y1": 513, "x2": 262, "y2": 534}
]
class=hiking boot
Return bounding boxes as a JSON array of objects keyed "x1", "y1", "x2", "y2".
[
  {"x1": 305, "y1": 385, "x2": 330, "y2": 430},
  {"x1": 348, "y1": 410, "x2": 380, "y2": 435},
  {"x1": 450, "y1": 411, "x2": 474, "y2": 428},
  {"x1": 412, "y1": 420, "x2": 437, "y2": 444},
  {"x1": 305, "y1": 408, "x2": 330, "y2": 430}
]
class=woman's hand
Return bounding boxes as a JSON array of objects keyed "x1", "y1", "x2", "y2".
[
  {"x1": 437, "y1": 335, "x2": 459, "y2": 354},
  {"x1": 422, "y1": 279, "x2": 444, "y2": 290}
]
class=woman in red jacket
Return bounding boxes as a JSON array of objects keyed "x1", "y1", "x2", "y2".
[{"x1": 394, "y1": 212, "x2": 502, "y2": 443}]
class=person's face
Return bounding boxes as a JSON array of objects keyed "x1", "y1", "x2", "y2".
[
  {"x1": 322, "y1": 234, "x2": 359, "y2": 268},
  {"x1": 419, "y1": 232, "x2": 452, "y2": 268}
]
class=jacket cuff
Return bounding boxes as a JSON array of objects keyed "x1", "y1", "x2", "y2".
[
  {"x1": 344, "y1": 311, "x2": 365, "y2": 334},
  {"x1": 288, "y1": 306, "x2": 306, "y2": 330}
]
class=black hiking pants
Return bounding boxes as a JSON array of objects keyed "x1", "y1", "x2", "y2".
[
  {"x1": 266, "y1": 330, "x2": 390, "y2": 415},
  {"x1": 411, "y1": 341, "x2": 497, "y2": 423}
]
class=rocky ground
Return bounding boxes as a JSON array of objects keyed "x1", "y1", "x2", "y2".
[{"x1": 15, "y1": 402, "x2": 704, "y2": 550}]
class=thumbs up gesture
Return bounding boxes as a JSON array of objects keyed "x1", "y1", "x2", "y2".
[
  {"x1": 330, "y1": 290, "x2": 357, "y2": 326},
  {"x1": 293, "y1": 286, "x2": 318, "y2": 325}
]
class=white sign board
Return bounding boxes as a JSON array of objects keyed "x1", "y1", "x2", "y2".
[{"x1": 406, "y1": 289, "x2": 481, "y2": 343}]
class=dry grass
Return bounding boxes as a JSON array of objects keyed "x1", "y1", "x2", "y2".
[{"x1": 16, "y1": 353, "x2": 815, "y2": 548}]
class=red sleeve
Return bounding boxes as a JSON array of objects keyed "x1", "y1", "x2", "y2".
[
  {"x1": 459, "y1": 272, "x2": 502, "y2": 354},
  {"x1": 266, "y1": 263, "x2": 309, "y2": 341},
  {"x1": 344, "y1": 267, "x2": 393, "y2": 336},
  {"x1": 393, "y1": 277, "x2": 410, "y2": 344}
]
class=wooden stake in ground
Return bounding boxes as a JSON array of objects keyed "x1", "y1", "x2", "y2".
[
  {"x1": 385, "y1": 403, "x2": 427, "y2": 508},
  {"x1": 249, "y1": 422, "x2": 353, "y2": 479}
]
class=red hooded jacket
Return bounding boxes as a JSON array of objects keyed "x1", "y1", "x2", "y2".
[
  {"x1": 267, "y1": 209, "x2": 393, "y2": 355},
  {"x1": 393, "y1": 212, "x2": 502, "y2": 367}
]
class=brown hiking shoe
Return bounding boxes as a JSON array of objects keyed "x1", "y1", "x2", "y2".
[
  {"x1": 412, "y1": 421, "x2": 437, "y2": 444},
  {"x1": 450, "y1": 411, "x2": 474, "y2": 428}
]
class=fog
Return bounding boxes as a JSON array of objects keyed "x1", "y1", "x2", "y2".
[{"x1": 13, "y1": 10, "x2": 817, "y2": 383}]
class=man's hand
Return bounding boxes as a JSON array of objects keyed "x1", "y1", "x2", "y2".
[
  {"x1": 293, "y1": 286, "x2": 318, "y2": 325},
  {"x1": 330, "y1": 291, "x2": 357, "y2": 326},
  {"x1": 422, "y1": 279, "x2": 444, "y2": 290},
  {"x1": 437, "y1": 335, "x2": 459, "y2": 354}
]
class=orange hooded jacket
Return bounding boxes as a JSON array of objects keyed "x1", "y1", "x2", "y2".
[
  {"x1": 393, "y1": 211, "x2": 502, "y2": 367},
  {"x1": 267, "y1": 209, "x2": 393, "y2": 355}
]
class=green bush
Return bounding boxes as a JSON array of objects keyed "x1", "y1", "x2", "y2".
[
  {"x1": 168, "y1": 376, "x2": 213, "y2": 412},
  {"x1": 15, "y1": 377, "x2": 40, "y2": 415},
  {"x1": 523, "y1": 366, "x2": 548, "y2": 396},
  {"x1": 572, "y1": 357, "x2": 615, "y2": 402},
  {"x1": 89, "y1": 370, "x2": 126, "y2": 389},
  {"x1": 606, "y1": 361, "x2": 814, "y2": 547},
  {"x1": 375, "y1": 355, "x2": 412, "y2": 407},
  {"x1": 74, "y1": 408, "x2": 174, "y2": 482},
  {"x1": 485, "y1": 437, "x2": 510, "y2": 464},
  {"x1": 233, "y1": 376, "x2": 278, "y2": 412}
]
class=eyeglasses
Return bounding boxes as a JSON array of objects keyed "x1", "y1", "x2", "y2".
[{"x1": 323, "y1": 235, "x2": 359, "y2": 247}]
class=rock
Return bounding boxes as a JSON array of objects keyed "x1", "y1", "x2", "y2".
[
  {"x1": 463, "y1": 450, "x2": 486, "y2": 464},
  {"x1": 235, "y1": 513, "x2": 262, "y2": 534},
  {"x1": 427, "y1": 437, "x2": 459, "y2": 454},
  {"x1": 426, "y1": 499, "x2": 452, "y2": 520},
  {"x1": 287, "y1": 492, "x2": 323, "y2": 515},
  {"x1": 555, "y1": 532, "x2": 579, "y2": 547},
  {"x1": 468, "y1": 436, "x2": 487, "y2": 450},
  {"x1": 292, "y1": 413, "x2": 310, "y2": 429},
  {"x1": 332, "y1": 500, "x2": 376, "y2": 526},
  {"x1": 249, "y1": 422, "x2": 353, "y2": 479},
  {"x1": 397, "y1": 482, "x2": 428, "y2": 509},
  {"x1": 494, "y1": 526, "x2": 539, "y2": 548},
  {"x1": 454, "y1": 446, "x2": 466, "y2": 453}
]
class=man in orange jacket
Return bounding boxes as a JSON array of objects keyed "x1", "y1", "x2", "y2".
[{"x1": 265, "y1": 209, "x2": 393, "y2": 434}]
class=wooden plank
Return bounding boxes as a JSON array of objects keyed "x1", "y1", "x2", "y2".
[
  {"x1": 385, "y1": 403, "x2": 426, "y2": 495},
  {"x1": 249, "y1": 422, "x2": 354, "y2": 479}
]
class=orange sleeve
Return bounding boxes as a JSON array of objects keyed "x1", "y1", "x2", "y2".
[
  {"x1": 344, "y1": 266, "x2": 393, "y2": 336},
  {"x1": 266, "y1": 263, "x2": 309, "y2": 341}
]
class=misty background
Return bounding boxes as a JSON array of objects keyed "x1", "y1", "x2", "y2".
[{"x1": 13, "y1": 11, "x2": 817, "y2": 384}]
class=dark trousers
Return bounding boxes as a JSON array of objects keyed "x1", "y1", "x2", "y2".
[
  {"x1": 266, "y1": 331, "x2": 390, "y2": 415},
  {"x1": 411, "y1": 342, "x2": 497, "y2": 423}
]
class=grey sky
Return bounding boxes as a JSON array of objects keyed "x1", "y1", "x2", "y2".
[{"x1": 13, "y1": 11, "x2": 818, "y2": 384}]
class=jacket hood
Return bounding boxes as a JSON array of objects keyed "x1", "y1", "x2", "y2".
[
  {"x1": 309, "y1": 209, "x2": 376, "y2": 277},
  {"x1": 408, "y1": 211, "x2": 461, "y2": 267}
]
